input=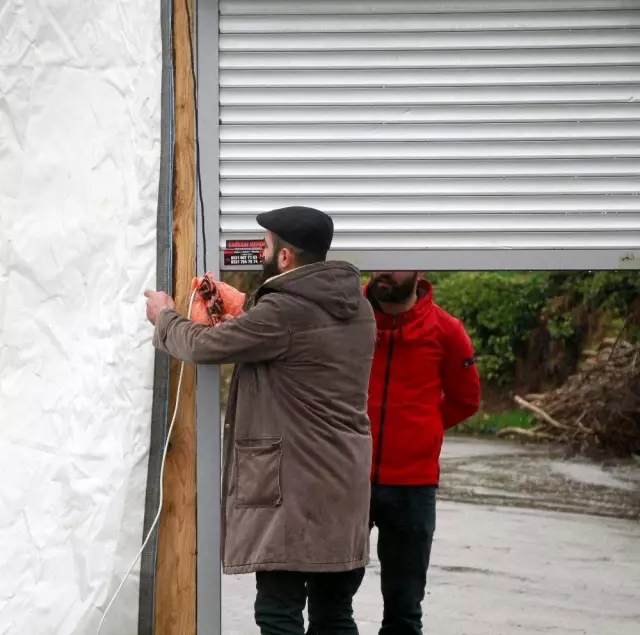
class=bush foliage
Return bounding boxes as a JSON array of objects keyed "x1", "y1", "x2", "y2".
[{"x1": 429, "y1": 271, "x2": 640, "y2": 386}]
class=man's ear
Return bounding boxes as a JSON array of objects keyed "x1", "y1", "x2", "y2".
[{"x1": 279, "y1": 246, "x2": 295, "y2": 270}]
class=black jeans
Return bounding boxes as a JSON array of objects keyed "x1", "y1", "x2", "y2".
[
  {"x1": 370, "y1": 485, "x2": 437, "y2": 635},
  {"x1": 255, "y1": 568, "x2": 365, "y2": 635}
]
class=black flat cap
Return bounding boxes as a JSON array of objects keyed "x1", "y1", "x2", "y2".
[{"x1": 257, "y1": 206, "x2": 334, "y2": 255}]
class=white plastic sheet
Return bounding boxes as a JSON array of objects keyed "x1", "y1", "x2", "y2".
[{"x1": 0, "y1": 2, "x2": 162, "y2": 633}]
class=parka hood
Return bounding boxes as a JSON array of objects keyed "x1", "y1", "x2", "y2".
[{"x1": 259, "y1": 261, "x2": 363, "y2": 320}]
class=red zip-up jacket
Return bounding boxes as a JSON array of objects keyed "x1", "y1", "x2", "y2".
[{"x1": 366, "y1": 280, "x2": 481, "y2": 486}]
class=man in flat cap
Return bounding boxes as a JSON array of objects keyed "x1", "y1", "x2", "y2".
[{"x1": 145, "y1": 206, "x2": 376, "y2": 634}]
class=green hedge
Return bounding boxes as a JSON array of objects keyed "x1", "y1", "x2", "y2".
[{"x1": 431, "y1": 271, "x2": 639, "y2": 385}]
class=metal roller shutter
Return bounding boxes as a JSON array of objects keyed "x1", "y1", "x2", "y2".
[{"x1": 217, "y1": 0, "x2": 640, "y2": 270}]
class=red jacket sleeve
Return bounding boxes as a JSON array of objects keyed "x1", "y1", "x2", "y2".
[{"x1": 440, "y1": 320, "x2": 481, "y2": 430}]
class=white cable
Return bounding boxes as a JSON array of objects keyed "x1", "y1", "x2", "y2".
[{"x1": 97, "y1": 290, "x2": 196, "y2": 635}]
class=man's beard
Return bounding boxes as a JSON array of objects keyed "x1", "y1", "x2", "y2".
[
  {"x1": 261, "y1": 254, "x2": 281, "y2": 283},
  {"x1": 369, "y1": 273, "x2": 418, "y2": 304}
]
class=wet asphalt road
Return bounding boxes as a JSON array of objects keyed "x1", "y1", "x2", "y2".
[{"x1": 222, "y1": 437, "x2": 640, "y2": 634}]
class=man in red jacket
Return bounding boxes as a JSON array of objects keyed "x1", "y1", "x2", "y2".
[{"x1": 365, "y1": 271, "x2": 481, "y2": 635}]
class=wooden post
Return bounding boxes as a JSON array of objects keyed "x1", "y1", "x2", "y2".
[{"x1": 154, "y1": 0, "x2": 197, "y2": 632}]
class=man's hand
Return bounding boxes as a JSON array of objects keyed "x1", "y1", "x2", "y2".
[{"x1": 144, "y1": 289, "x2": 176, "y2": 325}]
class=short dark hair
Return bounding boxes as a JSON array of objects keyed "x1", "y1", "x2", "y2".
[{"x1": 273, "y1": 233, "x2": 327, "y2": 267}]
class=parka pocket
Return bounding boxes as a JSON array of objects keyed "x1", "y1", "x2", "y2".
[{"x1": 234, "y1": 437, "x2": 283, "y2": 508}]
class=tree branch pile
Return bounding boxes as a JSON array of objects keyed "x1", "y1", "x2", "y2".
[{"x1": 500, "y1": 339, "x2": 640, "y2": 456}]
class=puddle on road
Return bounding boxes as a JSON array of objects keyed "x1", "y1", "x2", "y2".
[
  {"x1": 548, "y1": 460, "x2": 637, "y2": 491},
  {"x1": 439, "y1": 437, "x2": 640, "y2": 520}
]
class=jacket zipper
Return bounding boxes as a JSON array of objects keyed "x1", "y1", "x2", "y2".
[{"x1": 373, "y1": 316, "x2": 396, "y2": 484}]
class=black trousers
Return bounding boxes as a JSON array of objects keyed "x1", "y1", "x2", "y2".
[
  {"x1": 370, "y1": 485, "x2": 437, "y2": 635},
  {"x1": 255, "y1": 568, "x2": 365, "y2": 635}
]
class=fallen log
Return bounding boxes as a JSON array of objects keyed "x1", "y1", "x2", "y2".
[
  {"x1": 514, "y1": 395, "x2": 570, "y2": 431},
  {"x1": 496, "y1": 427, "x2": 556, "y2": 441}
]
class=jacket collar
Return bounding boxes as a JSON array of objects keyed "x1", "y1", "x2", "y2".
[{"x1": 364, "y1": 279, "x2": 433, "y2": 329}]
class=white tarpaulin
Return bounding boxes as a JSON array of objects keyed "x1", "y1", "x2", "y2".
[{"x1": 0, "y1": 1, "x2": 163, "y2": 633}]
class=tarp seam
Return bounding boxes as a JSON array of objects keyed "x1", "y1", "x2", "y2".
[{"x1": 138, "y1": 0, "x2": 175, "y2": 632}]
